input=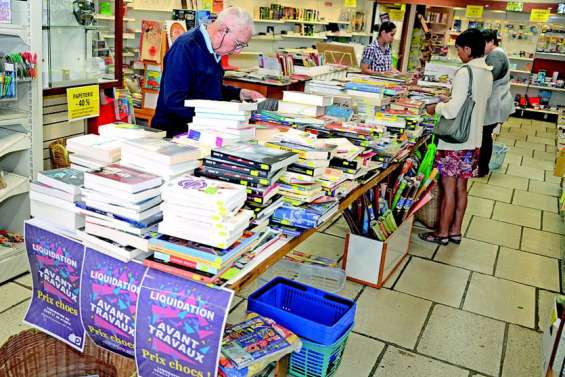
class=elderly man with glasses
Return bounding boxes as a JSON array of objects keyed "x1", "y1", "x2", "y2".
[{"x1": 153, "y1": 7, "x2": 264, "y2": 137}]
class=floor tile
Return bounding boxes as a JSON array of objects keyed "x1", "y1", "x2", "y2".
[
  {"x1": 545, "y1": 144, "x2": 556, "y2": 153},
  {"x1": 0, "y1": 300, "x2": 31, "y2": 346},
  {"x1": 507, "y1": 128, "x2": 536, "y2": 137},
  {"x1": 504, "y1": 117, "x2": 523, "y2": 127},
  {"x1": 354, "y1": 288, "x2": 431, "y2": 349},
  {"x1": 506, "y1": 146, "x2": 533, "y2": 158},
  {"x1": 488, "y1": 173, "x2": 529, "y2": 190},
  {"x1": 408, "y1": 232, "x2": 438, "y2": 259},
  {"x1": 513, "y1": 190, "x2": 558, "y2": 213},
  {"x1": 469, "y1": 182, "x2": 513, "y2": 203},
  {"x1": 418, "y1": 305, "x2": 504, "y2": 376},
  {"x1": 527, "y1": 135, "x2": 554, "y2": 145},
  {"x1": 515, "y1": 140, "x2": 546, "y2": 152},
  {"x1": 470, "y1": 175, "x2": 490, "y2": 184},
  {"x1": 538, "y1": 290, "x2": 559, "y2": 331},
  {"x1": 542, "y1": 211, "x2": 564, "y2": 235},
  {"x1": 323, "y1": 216, "x2": 349, "y2": 238},
  {"x1": 463, "y1": 273, "x2": 535, "y2": 328},
  {"x1": 494, "y1": 136, "x2": 517, "y2": 146},
  {"x1": 502, "y1": 152, "x2": 524, "y2": 166},
  {"x1": 335, "y1": 333, "x2": 385, "y2": 377},
  {"x1": 535, "y1": 130, "x2": 555, "y2": 139},
  {"x1": 466, "y1": 196, "x2": 494, "y2": 218},
  {"x1": 544, "y1": 173, "x2": 562, "y2": 185},
  {"x1": 294, "y1": 232, "x2": 345, "y2": 261},
  {"x1": 236, "y1": 279, "x2": 267, "y2": 299},
  {"x1": 462, "y1": 214, "x2": 473, "y2": 234},
  {"x1": 496, "y1": 247, "x2": 560, "y2": 291},
  {"x1": 374, "y1": 346, "x2": 468, "y2": 377},
  {"x1": 14, "y1": 273, "x2": 32, "y2": 289},
  {"x1": 501, "y1": 325, "x2": 542, "y2": 377},
  {"x1": 506, "y1": 164, "x2": 545, "y2": 181},
  {"x1": 534, "y1": 150, "x2": 555, "y2": 161},
  {"x1": 435, "y1": 238, "x2": 497, "y2": 275},
  {"x1": 383, "y1": 256, "x2": 410, "y2": 289},
  {"x1": 227, "y1": 299, "x2": 248, "y2": 324},
  {"x1": 521, "y1": 228, "x2": 563, "y2": 259},
  {"x1": 395, "y1": 258, "x2": 470, "y2": 307},
  {"x1": 339, "y1": 280, "x2": 364, "y2": 301},
  {"x1": 467, "y1": 217, "x2": 522, "y2": 249},
  {"x1": 492, "y1": 201, "x2": 541, "y2": 229},
  {"x1": 230, "y1": 296, "x2": 244, "y2": 312},
  {"x1": 0, "y1": 283, "x2": 31, "y2": 313},
  {"x1": 521, "y1": 157, "x2": 554, "y2": 171},
  {"x1": 529, "y1": 180, "x2": 561, "y2": 197}
]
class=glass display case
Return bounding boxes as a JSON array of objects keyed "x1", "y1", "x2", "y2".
[{"x1": 42, "y1": 0, "x2": 122, "y2": 89}]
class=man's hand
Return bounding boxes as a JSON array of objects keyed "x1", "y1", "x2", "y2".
[
  {"x1": 438, "y1": 94, "x2": 450, "y2": 102},
  {"x1": 240, "y1": 89, "x2": 265, "y2": 102},
  {"x1": 426, "y1": 104, "x2": 436, "y2": 115}
]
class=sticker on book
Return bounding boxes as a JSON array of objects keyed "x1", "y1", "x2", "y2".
[
  {"x1": 135, "y1": 269, "x2": 234, "y2": 377},
  {"x1": 80, "y1": 248, "x2": 146, "y2": 357},
  {"x1": 23, "y1": 221, "x2": 86, "y2": 351}
]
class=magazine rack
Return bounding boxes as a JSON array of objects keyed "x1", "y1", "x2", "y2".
[{"x1": 342, "y1": 215, "x2": 414, "y2": 288}]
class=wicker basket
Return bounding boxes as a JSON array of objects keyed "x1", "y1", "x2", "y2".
[
  {"x1": 0, "y1": 330, "x2": 136, "y2": 377},
  {"x1": 415, "y1": 184, "x2": 441, "y2": 229}
]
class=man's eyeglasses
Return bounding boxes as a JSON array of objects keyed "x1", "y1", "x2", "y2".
[{"x1": 224, "y1": 27, "x2": 248, "y2": 51}]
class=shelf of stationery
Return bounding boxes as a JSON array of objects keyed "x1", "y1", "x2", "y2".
[
  {"x1": 535, "y1": 52, "x2": 565, "y2": 61},
  {"x1": 254, "y1": 19, "x2": 286, "y2": 24},
  {"x1": 0, "y1": 242, "x2": 28, "y2": 283},
  {"x1": 511, "y1": 82, "x2": 529, "y2": 88},
  {"x1": 281, "y1": 34, "x2": 327, "y2": 40},
  {"x1": 508, "y1": 56, "x2": 534, "y2": 62},
  {"x1": 253, "y1": 19, "x2": 349, "y2": 26},
  {"x1": 94, "y1": 14, "x2": 135, "y2": 22},
  {"x1": 238, "y1": 52, "x2": 263, "y2": 56},
  {"x1": 252, "y1": 35, "x2": 283, "y2": 41},
  {"x1": 0, "y1": 173, "x2": 29, "y2": 205},
  {"x1": 510, "y1": 69, "x2": 530, "y2": 74},
  {"x1": 0, "y1": 24, "x2": 27, "y2": 41},
  {"x1": 101, "y1": 33, "x2": 136, "y2": 40},
  {"x1": 0, "y1": 111, "x2": 29, "y2": 128},
  {"x1": 515, "y1": 107, "x2": 560, "y2": 115},
  {"x1": 528, "y1": 85, "x2": 565, "y2": 93},
  {"x1": 128, "y1": 7, "x2": 174, "y2": 12},
  {"x1": 0, "y1": 132, "x2": 31, "y2": 159}
]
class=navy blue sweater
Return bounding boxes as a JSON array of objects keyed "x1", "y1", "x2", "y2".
[{"x1": 152, "y1": 28, "x2": 241, "y2": 137}]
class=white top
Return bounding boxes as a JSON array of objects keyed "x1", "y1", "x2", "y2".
[{"x1": 436, "y1": 58, "x2": 493, "y2": 151}]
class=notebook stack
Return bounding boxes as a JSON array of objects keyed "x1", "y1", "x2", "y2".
[
  {"x1": 66, "y1": 134, "x2": 121, "y2": 172},
  {"x1": 195, "y1": 143, "x2": 298, "y2": 229},
  {"x1": 31, "y1": 168, "x2": 84, "y2": 231},
  {"x1": 277, "y1": 91, "x2": 332, "y2": 118},
  {"x1": 77, "y1": 164, "x2": 163, "y2": 262},
  {"x1": 185, "y1": 100, "x2": 258, "y2": 147},
  {"x1": 121, "y1": 138, "x2": 201, "y2": 181},
  {"x1": 98, "y1": 122, "x2": 166, "y2": 140}
]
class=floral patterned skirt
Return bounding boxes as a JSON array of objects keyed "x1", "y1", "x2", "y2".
[{"x1": 436, "y1": 149, "x2": 480, "y2": 178}]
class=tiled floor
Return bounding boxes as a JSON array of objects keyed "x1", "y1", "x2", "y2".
[{"x1": 0, "y1": 118, "x2": 562, "y2": 377}]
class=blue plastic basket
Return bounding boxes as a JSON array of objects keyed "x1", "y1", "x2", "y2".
[
  {"x1": 489, "y1": 143, "x2": 509, "y2": 171},
  {"x1": 247, "y1": 277, "x2": 356, "y2": 345},
  {"x1": 288, "y1": 325, "x2": 353, "y2": 377}
]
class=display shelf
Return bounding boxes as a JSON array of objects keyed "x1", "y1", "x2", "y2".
[
  {"x1": 129, "y1": 7, "x2": 173, "y2": 12},
  {"x1": 535, "y1": 52, "x2": 565, "y2": 61},
  {"x1": 0, "y1": 111, "x2": 28, "y2": 127},
  {"x1": 0, "y1": 24, "x2": 27, "y2": 41},
  {"x1": 510, "y1": 69, "x2": 530, "y2": 74},
  {"x1": 252, "y1": 35, "x2": 283, "y2": 41},
  {"x1": 0, "y1": 242, "x2": 28, "y2": 284},
  {"x1": 0, "y1": 173, "x2": 29, "y2": 205},
  {"x1": 0, "y1": 132, "x2": 31, "y2": 159},
  {"x1": 515, "y1": 107, "x2": 560, "y2": 115},
  {"x1": 528, "y1": 85, "x2": 565, "y2": 93},
  {"x1": 101, "y1": 33, "x2": 136, "y2": 40},
  {"x1": 326, "y1": 32, "x2": 353, "y2": 37},
  {"x1": 123, "y1": 52, "x2": 135, "y2": 57},
  {"x1": 253, "y1": 19, "x2": 286, "y2": 24},
  {"x1": 289, "y1": 20, "x2": 329, "y2": 25},
  {"x1": 281, "y1": 34, "x2": 327, "y2": 40},
  {"x1": 94, "y1": 14, "x2": 135, "y2": 22},
  {"x1": 511, "y1": 82, "x2": 529, "y2": 88},
  {"x1": 351, "y1": 32, "x2": 371, "y2": 37},
  {"x1": 238, "y1": 51, "x2": 262, "y2": 56},
  {"x1": 508, "y1": 56, "x2": 534, "y2": 62}
]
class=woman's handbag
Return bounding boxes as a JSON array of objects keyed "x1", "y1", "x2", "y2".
[{"x1": 434, "y1": 65, "x2": 475, "y2": 143}]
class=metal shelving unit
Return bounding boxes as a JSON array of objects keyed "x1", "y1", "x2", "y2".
[{"x1": 0, "y1": 0, "x2": 43, "y2": 283}]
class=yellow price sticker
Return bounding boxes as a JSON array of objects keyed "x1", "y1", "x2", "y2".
[
  {"x1": 465, "y1": 5, "x2": 484, "y2": 18},
  {"x1": 344, "y1": 0, "x2": 357, "y2": 8},
  {"x1": 530, "y1": 8, "x2": 550, "y2": 23},
  {"x1": 66, "y1": 85, "x2": 100, "y2": 121}
]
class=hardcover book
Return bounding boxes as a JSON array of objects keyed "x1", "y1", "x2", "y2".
[{"x1": 140, "y1": 20, "x2": 163, "y2": 62}]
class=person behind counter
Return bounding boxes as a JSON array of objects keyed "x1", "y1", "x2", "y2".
[
  {"x1": 152, "y1": 7, "x2": 265, "y2": 137},
  {"x1": 479, "y1": 29, "x2": 514, "y2": 177},
  {"x1": 360, "y1": 21, "x2": 400, "y2": 75},
  {"x1": 419, "y1": 28, "x2": 493, "y2": 246}
]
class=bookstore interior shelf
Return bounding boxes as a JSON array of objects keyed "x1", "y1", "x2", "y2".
[
  {"x1": 0, "y1": 242, "x2": 28, "y2": 287},
  {"x1": 0, "y1": 132, "x2": 31, "y2": 159},
  {"x1": 0, "y1": 24, "x2": 27, "y2": 40},
  {"x1": 0, "y1": 111, "x2": 29, "y2": 128},
  {"x1": 281, "y1": 35, "x2": 327, "y2": 40},
  {"x1": 515, "y1": 107, "x2": 560, "y2": 115},
  {"x1": 528, "y1": 85, "x2": 565, "y2": 93},
  {"x1": 508, "y1": 56, "x2": 534, "y2": 62},
  {"x1": 511, "y1": 82, "x2": 529, "y2": 88},
  {"x1": 510, "y1": 69, "x2": 530, "y2": 74},
  {"x1": 0, "y1": 173, "x2": 30, "y2": 205},
  {"x1": 535, "y1": 52, "x2": 565, "y2": 61}
]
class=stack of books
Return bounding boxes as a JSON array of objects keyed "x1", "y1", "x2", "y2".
[
  {"x1": 277, "y1": 91, "x2": 332, "y2": 118},
  {"x1": 195, "y1": 143, "x2": 298, "y2": 229},
  {"x1": 98, "y1": 122, "x2": 166, "y2": 140},
  {"x1": 31, "y1": 168, "x2": 84, "y2": 231},
  {"x1": 387, "y1": 98, "x2": 425, "y2": 116},
  {"x1": 185, "y1": 100, "x2": 258, "y2": 147},
  {"x1": 121, "y1": 138, "x2": 201, "y2": 181},
  {"x1": 159, "y1": 174, "x2": 252, "y2": 249},
  {"x1": 66, "y1": 134, "x2": 121, "y2": 172},
  {"x1": 77, "y1": 164, "x2": 163, "y2": 261}
]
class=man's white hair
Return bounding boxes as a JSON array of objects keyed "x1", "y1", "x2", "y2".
[{"x1": 216, "y1": 7, "x2": 255, "y2": 34}]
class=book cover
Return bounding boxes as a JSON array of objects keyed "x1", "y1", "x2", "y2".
[
  {"x1": 165, "y1": 20, "x2": 187, "y2": 46},
  {"x1": 185, "y1": 99, "x2": 257, "y2": 112},
  {"x1": 164, "y1": 174, "x2": 247, "y2": 207},
  {"x1": 203, "y1": 158, "x2": 272, "y2": 179},
  {"x1": 123, "y1": 138, "x2": 200, "y2": 164},
  {"x1": 75, "y1": 202, "x2": 163, "y2": 229},
  {"x1": 143, "y1": 256, "x2": 218, "y2": 284},
  {"x1": 211, "y1": 143, "x2": 298, "y2": 172},
  {"x1": 98, "y1": 122, "x2": 166, "y2": 140},
  {"x1": 195, "y1": 166, "x2": 282, "y2": 188},
  {"x1": 0, "y1": 0, "x2": 10, "y2": 23},
  {"x1": 85, "y1": 164, "x2": 162, "y2": 193},
  {"x1": 264, "y1": 141, "x2": 335, "y2": 160},
  {"x1": 221, "y1": 315, "x2": 291, "y2": 369},
  {"x1": 38, "y1": 168, "x2": 84, "y2": 195},
  {"x1": 140, "y1": 20, "x2": 163, "y2": 62},
  {"x1": 144, "y1": 64, "x2": 162, "y2": 91}
]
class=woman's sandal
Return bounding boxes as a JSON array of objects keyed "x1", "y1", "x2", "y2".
[
  {"x1": 418, "y1": 232, "x2": 449, "y2": 246},
  {"x1": 448, "y1": 234, "x2": 462, "y2": 244}
]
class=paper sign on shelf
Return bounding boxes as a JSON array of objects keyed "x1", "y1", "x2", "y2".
[
  {"x1": 80, "y1": 248, "x2": 146, "y2": 358},
  {"x1": 506, "y1": 1, "x2": 524, "y2": 12},
  {"x1": 135, "y1": 268, "x2": 234, "y2": 377},
  {"x1": 23, "y1": 220, "x2": 86, "y2": 352},
  {"x1": 389, "y1": 10, "x2": 405, "y2": 21},
  {"x1": 465, "y1": 5, "x2": 484, "y2": 18},
  {"x1": 66, "y1": 84, "x2": 100, "y2": 121},
  {"x1": 530, "y1": 8, "x2": 550, "y2": 23},
  {"x1": 344, "y1": 0, "x2": 356, "y2": 8}
]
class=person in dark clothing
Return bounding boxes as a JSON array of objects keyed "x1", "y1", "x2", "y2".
[
  {"x1": 478, "y1": 29, "x2": 514, "y2": 177},
  {"x1": 152, "y1": 7, "x2": 264, "y2": 137}
]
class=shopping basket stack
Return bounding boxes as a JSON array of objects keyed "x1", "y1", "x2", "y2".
[{"x1": 248, "y1": 277, "x2": 356, "y2": 377}]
